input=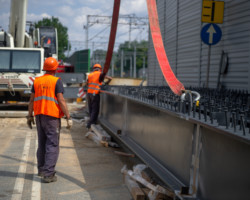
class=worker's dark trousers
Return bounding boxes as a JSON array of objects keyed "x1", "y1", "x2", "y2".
[
  {"x1": 35, "y1": 115, "x2": 61, "y2": 177},
  {"x1": 87, "y1": 93, "x2": 100, "y2": 128}
]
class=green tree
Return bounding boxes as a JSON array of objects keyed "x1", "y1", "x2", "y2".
[
  {"x1": 90, "y1": 40, "x2": 148, "y2": 77},
  {"x1": 35, "y1": 17, "x2": 69, "y2": 61},
  {"x1": 116, "y1": 40, "x2": 148, "y2": 78}
]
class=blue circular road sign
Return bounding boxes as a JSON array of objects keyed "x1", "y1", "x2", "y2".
[{"x1": 201, "y1": 23, "x2": 222, "y2": 45}]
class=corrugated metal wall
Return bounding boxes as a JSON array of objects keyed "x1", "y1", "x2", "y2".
[
  {"x1": 157, "y1": 0, "x2": 166, "y2": 86},
  {"x1": 177, "y1": 0, "x2": 202, "y2": 86},
  {"x1": 147, "y1": 0, "x2": 162, "y2": 86},
  {"x1": 147, "y1": 0, "x2": 250, "y2": 92},
  {"x1": 220, "y1": 0, "x2": 250, "y2": 89}
]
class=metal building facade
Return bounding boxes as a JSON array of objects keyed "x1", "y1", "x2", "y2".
[{"x1": 147, "y1": 0, "x2": 250, "y2": 91}]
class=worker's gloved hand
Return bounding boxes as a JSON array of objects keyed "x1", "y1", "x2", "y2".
[
  {"x1": 26, "y1": 116, "x2": 35, "y2": 129},
  {"x1": 66, "y1": 118, "x2": 73, "y2": 129}
]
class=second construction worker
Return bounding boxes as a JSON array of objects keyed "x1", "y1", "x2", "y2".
[
  {"x1": 86, "y1": 63, "x2": 112, "y2": 129},
  {"x1": 27, "y1": 57, "x2": 71, "y2": 183}
]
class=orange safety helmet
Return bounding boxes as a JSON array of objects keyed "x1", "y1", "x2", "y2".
[
  {"x1": 93, "y1": 63, "x2": 102, "y2": 70},
  {"x1": 43, "y1": 57, "x2": 58, "y2": 71}
]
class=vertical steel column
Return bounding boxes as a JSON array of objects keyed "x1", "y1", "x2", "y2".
[
  {"x1": 111, "y1": 59, "x2": 114, "y2": 77},
  {"x1": 189, "y1": 124, "x2": 201, "y2": 195},
  {"x1": 121, "y1": 50, "x2": 124, "y2": 77},
  {"x1": 130, "y1": 56, "x2": 133, "y2": 78},
  {"x1": 85, "y1": 15, "x2": 89, "y2": 49},
  {"x1": 143, "y1": 56, "x2": 146, "y2": 79},
  {"x1": 122, "y1": 98, "x2": 128, "y2": 136},
  {"x1": 133, "y1": 45, "x2": 136, "y2": 78},
  {"x1": 92, "y1": 42, "x2": 95, "y2": 66}
]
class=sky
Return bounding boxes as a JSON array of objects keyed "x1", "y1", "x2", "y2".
[{"x1": 0, "y1": 0, "x2": 148, "y2": 54}]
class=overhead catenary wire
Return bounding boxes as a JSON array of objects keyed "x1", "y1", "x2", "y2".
[
  {"x1": 88, "y1": 25, "x2": 110, "y2": 42},
  {"x1": 135, "y1": 28, "x2": 146, "y2": 41},
  {"x1": 84, "y1": 13, "x2": 148, "y2": 49}
]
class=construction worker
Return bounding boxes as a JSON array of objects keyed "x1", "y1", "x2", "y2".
[
  {"x1": 27, "y1": 57, "x2": 71, "y2": 183},
  {"x1": 86, "y1": 63, "x2": 112, "y2": 129}
]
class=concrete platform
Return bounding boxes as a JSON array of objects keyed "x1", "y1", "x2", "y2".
[{"x1": 0, "y1": 104, "x2": 132, "y2": 200}]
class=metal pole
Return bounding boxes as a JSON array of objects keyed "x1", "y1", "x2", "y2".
[
  {"x1": 112, "y1": 59, "x2": 114, "y2": 77},
  {"x1": 130, "y1": 56, "x2": 132, "y2": 78},
  {"x1": 67, "y1": 40, "x2": 69, "y2": 58},
  {"x1": 85, "y1": 15, "x2": 89, "y2": 49},
  {"x1": 133, "y1": 45, "x2": 136, "y2": 78},
  {"x1": 121, "y1": 50, "x2": 124, "y2": 77},
  {"x1": 143, "y1": 56, "x2": 145, "y2": 78},
  {"x1": 206, "y1": 45, "x2": 211, "y2": 88},
  {"x1": 92, "y1": 42, "x2": 94, "y2": 66},
  {"x1": 129, "y1": 17, "x2": 131, "y2": 48}
]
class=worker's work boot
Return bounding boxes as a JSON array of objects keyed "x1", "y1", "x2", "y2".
[
  {"x1": 43, "y1": 175, "x2": 57, "y2": 183},
  {"x1": 38, "y1": 172, "x2": 44, "y2": 178},
  {"x1": 86, "y1": 124, "x2": 92, "y2": 132}
]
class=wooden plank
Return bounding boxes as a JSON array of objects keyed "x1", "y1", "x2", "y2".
[
  {"x1": 141, "y1": 188, "x2": 173, "y2": 200},
  {"x1": 141, "y1": 171, "x2": 152, "y2": 184},
  {"x1": 124, "y1": 174, "x2": 145, "y2": 200},
  {"x1": 114, "y1": 151, "x2": 135, "y2": 157}
]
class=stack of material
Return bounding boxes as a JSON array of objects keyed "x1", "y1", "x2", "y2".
[
  {"x1": 121, "y1": 164, "x2": 174, "y2": 200},
  {"x1": 91, "y1": 124, "x2": 111, "y2": 142},
  {"x1": 70, "y1": 109, "x2": 88, "y2": 126},
  {"x1": 71, "y1": 118, "x2": 85, "y2": 125},
  {"x1": 85, "y1": 124, "x2": 119, "y2": 148}
]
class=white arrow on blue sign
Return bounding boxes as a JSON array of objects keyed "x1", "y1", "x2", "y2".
[{"x1": 201, "y1": 23, "x2": 222, "y2": 45}]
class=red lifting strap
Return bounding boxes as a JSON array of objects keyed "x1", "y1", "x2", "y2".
[
  {"x1": 103, "y1": 0, "x2": 121, "y2": 74},
  {"x1": 146, "y1": 0, "x2": 185, "y2": 96}
]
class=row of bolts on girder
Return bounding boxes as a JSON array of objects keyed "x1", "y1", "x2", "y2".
[{"x1": 104, "y1": 86, "x2": 250, "y2": 136}]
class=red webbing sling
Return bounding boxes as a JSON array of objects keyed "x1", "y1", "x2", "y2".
[
  {"x1": 146, "y1": 0, "x2": 185, "y2": 96},
  {"x1": 103, "y1": 0, "x2": 121, "y2": 74}
]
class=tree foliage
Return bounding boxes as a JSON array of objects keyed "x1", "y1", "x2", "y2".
[
  {"x1": 35, "y1": 17, "x2": 69, "y2": 60},
  {"x1": 115, "y1": 40, "x2": 148, "y2": 78},
  {"x1": 91, "y1": 40, "x2": 148, "y2": 77}
]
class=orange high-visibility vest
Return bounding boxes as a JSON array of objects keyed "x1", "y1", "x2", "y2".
[
  {"x1": 87, "y1": 71, "x2": 102, "y2": 94},
  {"x1": 33, "y1": 74, "x2": 64, "y2": 118}
]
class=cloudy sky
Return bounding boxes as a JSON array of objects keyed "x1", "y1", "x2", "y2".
[{"x1": 0, "y1": 0, "x2": 148, "y2": 54}]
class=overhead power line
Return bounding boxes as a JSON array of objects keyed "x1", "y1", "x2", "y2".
[
  {"x1": 88, "y1": 25, "x2": 110, "y2": 41},
  {"x1": 83, "y1": 14, "x2": 148, "y2": 49}
]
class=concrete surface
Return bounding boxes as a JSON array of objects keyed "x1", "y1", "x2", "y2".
[
  {"x1": 0, "y1": 104, "x2": 132, "y2": 200},
  {"x1": 108, "y1": 78, "x2": 147, "y2": 86}
]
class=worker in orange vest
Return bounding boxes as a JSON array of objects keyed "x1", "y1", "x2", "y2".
[
  {"x1": 86, "y1": 63, "x2": 112, "y2": 129},
  {"x1": 27, "y1": 57, "x2": 71, "y2": 183}
]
